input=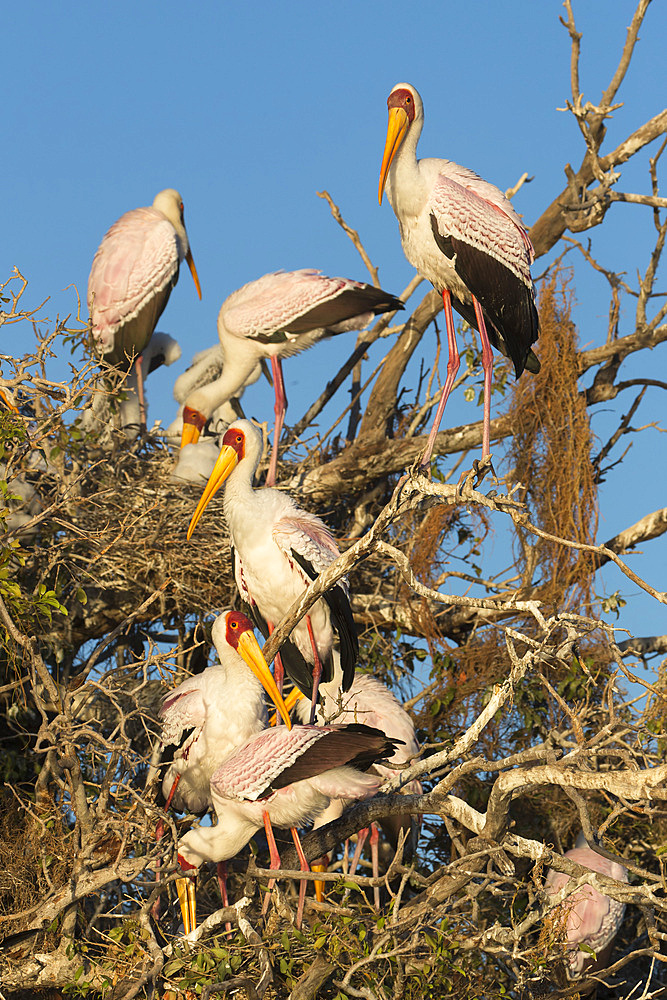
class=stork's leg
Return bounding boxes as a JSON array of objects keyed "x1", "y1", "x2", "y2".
[
  {"x1": 135, "y1": 355, "x2": 147, "y2": 430},
  {"x1": 420, "y1": 289, "x2": 460, "y2": 469},
  {"x1": 370, "y1": 823, "x2": 380, "y2": 910},
  {"x1": 290, "y1": 828, "x2": 310, "y2": 929},
  {"x1": 472, "y1": 297, "x2": 493, "y2": 460},
  {"x1": 305, "y1": 616, "x2": 323, "y2": 724},
  {"x1": 262, "y1": 810, "x2": 282, "y2": 916},
  {"x1": 349, "y1": 828, "x2": 369, "y2": 877},
  {"x1": 267, "y1": 621, "x2": 285, "y2": 714},
  {"x1": 217, "y1": 860, "x2": 233, "y2": 934},
  {"x1": 266, "y1": 356, "x2": 287, "y2": 487}
]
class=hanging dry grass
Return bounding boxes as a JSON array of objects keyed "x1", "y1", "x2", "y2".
[{"x1": 507, "y1": 268, "x2": 598, "y2": 612}]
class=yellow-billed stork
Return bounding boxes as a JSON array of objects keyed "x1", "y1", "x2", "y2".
[
  {"x1": 179, "y1": 269, "x2": 402, "y2": 485},
  {"x1": 186, "y1": 419, "x2": 358, "y2": 719},
  {"x1": 88, "y1": 188, "x2": 201, "y2": 426},
  {"x1": 157, "y1": 609, "x2": 291, "y2": 918},
  {"x1": 379, "y1": 83, "x2": 540, "y2": 465},
  {"x1": 177, "y1": 719, "x2": 401, "y2": 931},
  {"x1": 545, "y1": 833, "x2": 628, "y2": 979}
]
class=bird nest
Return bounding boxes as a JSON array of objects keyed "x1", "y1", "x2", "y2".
[{"x1": 17, "y1": 430, "x2": 239, "y2": 651}]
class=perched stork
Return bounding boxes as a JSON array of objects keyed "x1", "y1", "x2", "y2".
[
  {"x1": 379, "y1": 83, "x2": 539, "y2": 465},
  {"x1": 88, "y1": 188, "x2": 201, "y2": 426},
  {"x1": 177, "y1": 721, "x2": 401, "y2": 931},
  {"x1": 186, "y1": 419, "x2": 358, "y2": 719},
  {"x1": 293, "y1": 674, "x2": 421, "y2": 906},
  {"x1": 179, "y1": 269, "x2": 403, "y2": 485},
  {"x1": 157, "y1": 610, "x2": 291, "y2": 914},
  {"x1": 545, "y1": 833, "x2": 628, "y2": 980},
  {"x1": 159, "y1": 609, "x2": 291, "y2": 815}
]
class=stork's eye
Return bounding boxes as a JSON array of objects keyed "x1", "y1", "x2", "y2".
[
  {"x1": 236, "y1": 435, "x2": 243, "y2": 444},
  {"x1": 405, "y1": 96, "x2": 412, "y2": 104},
  {"x1": 230, "y1": 620, "x2": 238, "y2": 628}
]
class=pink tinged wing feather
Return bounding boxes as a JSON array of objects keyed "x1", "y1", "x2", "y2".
[
  {"x1": 210, "y1": 726, "x2": 328, "y2": 801},
  {"x1": 220, "y1": 269, "x2": 372, "y2": 348},
  {"x1": 272, "y1": 512, "x2": 347, "y2": 585},
  {"x1": 88, "y1": 207, "x2": 180, "y2": 352},
  {"x1": 545, "y1": 847, "x2": 628, "y2": 969},
  {"x1": 159, "y1": 678, "x2": 207, "y2": 746},
  {"x1": 429, "y1": 173, "x2": 534, "y2": 285}
]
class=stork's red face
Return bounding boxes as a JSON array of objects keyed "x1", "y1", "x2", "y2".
[
  {"x1": 222, "y1": 426, "x2": 246, "y2": 462},
  {"x1": 181, "y1": 405, "x2": 207, "y2": 448},
  {"x1": 379, "y1": 86, "x2": 416, "y2": 204},
  {"x1": 186, "y1": 426, "x2": 247, "y2": 540},
  {"x1": 222, "y1": 610, "x2": 292, "y2": 729}
]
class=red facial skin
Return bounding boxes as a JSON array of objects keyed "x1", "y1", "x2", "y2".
[
  {"x1": 387, "y1": 88, "x2": 416, "y2": 123},
  {"x1": 183, "y1": 405, "x2": 207, "y2": 432},
  {"x1": 225, "y1": 610, "x2": 253, "y2": 650},
  {"x1": 222, "y1": 426, "x2": 246, "y2": 462}
]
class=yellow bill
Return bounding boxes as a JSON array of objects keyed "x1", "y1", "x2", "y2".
[
  {"x1": 378, "y1": 106, "x2": 409, "y2": 204},
  {"x1": 237, "y1": 629, "x2": 293, "y2": 730},
  {"x1": 176, "y1": 873, "x2": 197, "y2": 936},
  {"x1": 186, "y1": 444, "x2": 239, "y2": 540},
  {"x1": 186, "y1": 248, "x2": 202, "y2": 300},
  {"x1": 269, "y1": 685, "x2": 304, "y2": 727}
]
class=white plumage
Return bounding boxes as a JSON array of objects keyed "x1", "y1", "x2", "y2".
[
  {"x1": 186, "y1": 419, "x2": 358, "y2": 713},
  {"x1": 180, "y1": 269, "x2": 402, "y2": 484}
]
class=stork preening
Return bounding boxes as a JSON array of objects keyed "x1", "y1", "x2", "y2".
[
  {"x1": 186, "y1": 419, "x2": 358, "y2": 719},
  {"x1": 545, "y1": 833, "x2": 628, "y2": 981},
  {"x1": 161, "y1": 619, "x2": 400, "y2": 933},
  {"x1": 157, "y1": 610, "x2": 291, "y2": 915},
  {"x1": 179, "y1": 269, "x2": 402, "y2": 485},
  {"x1": 88, "y1": 189, "x2": 201, "y2": 426},
  {"x1": 293, "y1": 673, "x2": 421, "y2": 906},
  {"x1": 379, "y1": 83, "x2": 539, "y2": 466}
]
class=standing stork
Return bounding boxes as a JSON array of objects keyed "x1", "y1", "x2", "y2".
[
  {"x1": 88, "y1": 188, "x2": 201, "y2": 426},
  {"x1": 545, "y1": 833, "x2": 628, "y2": 982},
  {"x1": 179, "y1": 269, "x2": 402, "y2": 485},
  {"x1": 186, "y1": 419, "x2": 358, "y2": 719},
  {"x1": 378, "y1": 83, "x2": 539, "y2": 466},
  {"x1": 177, "y1": 719, "x2": 401, "y2": 932}
]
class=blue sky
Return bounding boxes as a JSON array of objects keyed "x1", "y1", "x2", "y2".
[{"x1": 3, "y1": 2, "x2": 665, "y2": 666}]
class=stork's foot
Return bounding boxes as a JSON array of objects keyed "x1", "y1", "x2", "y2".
[{"x1": 455, "y1": 454, "x2": 495, "y2": 499}]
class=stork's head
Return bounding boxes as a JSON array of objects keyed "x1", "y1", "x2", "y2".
[
  {"x1": 186, "y1": 420, "x2": 262, "y2": 539},
  {"x1": 211, "y1": 609, "x2": 292, "y2": 729},
  {"x1": 153, "y1": 188, "x2": 202, "y2": 301},
  {"x1": 379, "y1": 83, "x2": 423, "y2": 204}
]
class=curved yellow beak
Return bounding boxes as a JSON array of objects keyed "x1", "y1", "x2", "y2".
[
  {"x1": 186, "y1": 444, "x2": 238, "y2": 539},
  {"x1": 237, "y1": 630, "x2": 293, "y2": 730},
  {"x1": 186, "y1": 248, "x2": 202, "y2": 300},
  {"x1": 378, "y1": 106, "x2": 409, "y2": 205},
  {"x1": 176, "y1": 870, "x2": 197, "y2": 935}
]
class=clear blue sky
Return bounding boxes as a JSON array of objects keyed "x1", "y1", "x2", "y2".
[{"x1": 3, "y1": 3, "x2": 665, "y2": 662}]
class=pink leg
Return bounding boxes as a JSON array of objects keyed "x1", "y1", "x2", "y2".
[
  {"x1": 290, "y1": 828, "x2": 310, "y2": 929},
  {"x1": 217, "y1": 860, "x2": 233, "y2": 934},
  {"x1": 262, "y1": 810, "x2": 282, "y2": 916},
  {"x1": 420, "y1": 289, "x2": 460, "y2": 468},
  {"x1": 370, "y1": 823, "x2": 380, "y2": 910},
  {"x1": 472, "y1": 297, "x2": 493, "y2": 460},
  {"x1": 266, "y1": 356, "x2": 287, "y2": 487},
  {"x1": 135, "y1": 355, "x2": 147, "y2": 430},
  {"x1": 267, "y1": 621, "x2": 285, "y2": 714},
  {"x1": 349, "y1": 828, "x2": 369, "y2": 877},
  {"x1": 305, "y1": 616, "x2": 323, "y2": 724}
]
